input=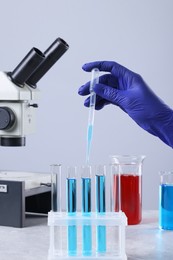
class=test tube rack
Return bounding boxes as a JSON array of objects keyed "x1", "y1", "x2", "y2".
[
  {"x1": 48, "y1": 211, "x2": 127, "y2": 259},
  {"x1": 48, "y1": 165, "x2": 127, "y2": 259}
]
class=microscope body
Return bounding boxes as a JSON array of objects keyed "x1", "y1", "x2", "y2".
[
  {"x1": 0, "y1": 71, "x2": 39, "y2": 146},
  {"x1": 0, "y1": 38, "x2": 69, "y2": 146}
]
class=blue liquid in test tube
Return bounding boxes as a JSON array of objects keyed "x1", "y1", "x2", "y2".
[
  {"x1": 96, "y1": 174, "x2": 106, "y2": 253},
  {"x1": 159, "y1": 184, "x2": 173, "y2": 230},
  {"x1": 66, "y1": 176, "x2": 77, "y2": 255},
  {"x1": 82, "y1": 177, "x2": 92, "y2": 256}
]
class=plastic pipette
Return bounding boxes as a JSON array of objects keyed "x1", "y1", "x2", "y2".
[{"x1": 86, "y1": 68, "x2": 99, "y2": 164}]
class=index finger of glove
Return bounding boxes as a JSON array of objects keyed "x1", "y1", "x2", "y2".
[{"x1": 82, "y1": 61, "x2": 127, "y2": 78}]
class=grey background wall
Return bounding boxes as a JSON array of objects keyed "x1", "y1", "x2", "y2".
[{"x1": 0, "y1": 0, "x2": 172, "y2": 209}]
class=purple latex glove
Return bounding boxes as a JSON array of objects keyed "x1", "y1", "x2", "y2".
[{"x1": 78, "y1": 61, "x2": 173, "y2": 148}]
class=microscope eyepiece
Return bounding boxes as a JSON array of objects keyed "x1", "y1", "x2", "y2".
[
  {"x1": 26, "y1": 38, "x2": 69, "y2": 88},
  {"x1": 9, "y1": 48, "x2": 45, "y2": 86}
]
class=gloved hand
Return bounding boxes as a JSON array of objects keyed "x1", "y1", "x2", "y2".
[{"x1": 78, "y1": 61, "x2": 173, "y2": 148}]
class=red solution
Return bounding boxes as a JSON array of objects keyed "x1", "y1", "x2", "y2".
[{"x1": 113, "y1": 174, "x2": 142, "y2": 225}]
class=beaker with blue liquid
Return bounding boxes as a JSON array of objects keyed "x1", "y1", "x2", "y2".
[{"x1": 159, "y1": 171, "x2": 173, "y2": 230}]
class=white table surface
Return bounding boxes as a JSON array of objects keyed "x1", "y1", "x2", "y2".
[{"x1": 0, "y1": 211, "x2": 172, "y2": 260}]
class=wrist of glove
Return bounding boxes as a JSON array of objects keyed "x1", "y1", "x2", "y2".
[{"x1": 146, "y1": 107, "x2": 173, "y2": 148}]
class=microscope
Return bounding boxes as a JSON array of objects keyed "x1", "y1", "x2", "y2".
[{"x1": 0, "y1": 38, "x2": 69, "y2": 146}]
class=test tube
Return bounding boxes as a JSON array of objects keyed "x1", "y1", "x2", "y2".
[
  {"x1": 110, "y1": 160, "x2": 121, "y2": 213},
  {"x1": 96, "y1": 165, "x2": 106, "y2": 253},
  {"x1": 51, "y1": 164, "x2": 62, "y2": 212},
  {"x1": 66, "y1": 166, "x2": 77, "y2": 255},
  {"x1": 81, "y1": 165, "x2": 92, "y2": 256},
  {"x1": 50, "y1": 164, "x2": 62, "y2": 256}
]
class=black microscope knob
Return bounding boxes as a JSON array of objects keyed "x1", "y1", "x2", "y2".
[{"x1": 0, "y1": 107, "x2": 16, "y2": 130}]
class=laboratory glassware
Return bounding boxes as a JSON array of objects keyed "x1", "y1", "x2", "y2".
[
  {"x1": 66, "y1": 166, "x2": 77, "y2": 255},
  {"x1": 81, "y1": 165, "x2": 92, "y2": 256},
  {"x1": 51, "y1": 164, "x2": 62, "y2": 212},
  {"x1": 50, "y1": 164, "x2": 62, "y2": 256},
  {"x1": 110, "y1": 155, "x2": 145, "y2": 225},
  {"x1": 95, "y1": 165, "x2": 106, "y2": 253},
  {"x1": 159, "y1": 171, "x2": 173, "y2": 230}
]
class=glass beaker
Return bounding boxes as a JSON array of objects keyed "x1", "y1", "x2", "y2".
[
  {"x1": 110, "y1": 155, "x2": 145, "y2": 225},
  {"x1": 159, "y1": 171, "x2": 173, "y2": 230}
]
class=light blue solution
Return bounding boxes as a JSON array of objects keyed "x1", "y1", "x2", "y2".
[
  {"x1": 82, "y1": 177, "x2": 91, "y2": 213},
  {"x1": 96, "y1": 175, "x2": 106, "y2": 253},
  {"x1": 82, "y1": 225, "x2": 92, "y2": 256},
  {"x1": 66, "y1": 178, "x2": 77, "y2": 255},
  {"x1": 86, "y1": 124, "x2": 93, "y2": 165},
  {"x1": 67, "y1": 178, "x2": 77, "y2": 213},
  {"x1": 82, "y1": 177, "x2": 92, "y2": 256},
  {"x1": 96, "y1": 175, "x2": 106, "y2": 213},
  {"x1": 159, "y1": 184, "x2": 173, "y2": 230}
]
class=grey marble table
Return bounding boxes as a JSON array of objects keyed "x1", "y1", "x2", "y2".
[
  {"x1": 0, "y1": 211, "x2": 172, "y2": 260},
  {"x1": 126, "y1": 211, "x2": 173, "y2": 260}
]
